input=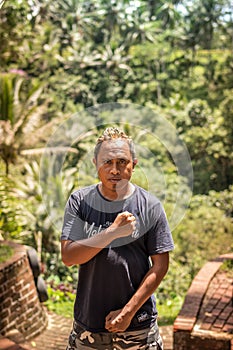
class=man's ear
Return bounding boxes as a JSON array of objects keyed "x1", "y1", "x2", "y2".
[
  {"x1": 93, "y1": 158, "x2": 97, "y2": 167},
  {"x1": 133, "y1": 159, "x2": 138, "y2": 168}
]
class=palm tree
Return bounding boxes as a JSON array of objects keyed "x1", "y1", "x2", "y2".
[
  {"x1": 184, "y1": 0, "x2": 226, "y2": 51},
  {"x1": 0, "y1": 72, "x2": 79, "y2": 175},
  {"x1": 156, "y1": 0, "x2": 182, "y2": 29},
  {"x1": 0, "y1": 72, "x2": 46, "y2": 174}
]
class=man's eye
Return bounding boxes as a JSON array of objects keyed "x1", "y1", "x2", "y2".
[
  {"x1": 119, "y1": 159, "x2": 127, "y2": 164},
  {"x1": 104, "y1": 160, "x2": 112, "y2": 165}
]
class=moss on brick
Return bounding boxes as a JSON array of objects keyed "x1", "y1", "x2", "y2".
[
  {"x1": 0, "y1": 244, "x2": 13, "y2": 264},
  {"x1": 220, "y1": 259, "x2": 233, "y2": 278}
]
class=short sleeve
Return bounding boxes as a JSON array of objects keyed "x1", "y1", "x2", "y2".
[
  {"x1": 61, "y1": 192, "x2": 85, "y2": 241},
  {"x1": 145, "y1": 203, "x2": 174, "y2": 255}
]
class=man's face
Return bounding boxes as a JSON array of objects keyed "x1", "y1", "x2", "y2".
[{"x1": 94, "y1": 139, "x2": 136, "y2": 199}]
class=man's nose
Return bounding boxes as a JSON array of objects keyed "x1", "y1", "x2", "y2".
[{"x1": 110, "y1": 161, "x2": 120, "y2": 174}]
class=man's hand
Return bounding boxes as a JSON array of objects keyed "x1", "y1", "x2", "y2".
[
  {"x1": 109, "y1": 211, "x2": 136, "y2": 238},
  {"x1": 105, "y1": 253, "x2": 170, "y2": 333},
  {"x1": 105, "y1": 308, "x2": 133, "y2": 332}
]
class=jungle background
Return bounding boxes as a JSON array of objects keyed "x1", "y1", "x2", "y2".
[{"x1": 0, "y1": 0, "x2": 232, "y2": 324}]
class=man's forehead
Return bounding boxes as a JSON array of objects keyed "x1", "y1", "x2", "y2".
[
  {"x1": 98, "y1": 139, "x2": 131, "y2": 157},
  {"x1": 103, "y1": 139, "x2": 129, "y2": 147}
]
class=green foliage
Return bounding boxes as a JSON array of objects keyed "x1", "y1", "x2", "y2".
[
  {"x1": 44, "y1": 273, "x2": 77, "y2": 318},
  {"x1": 156, "y1": 295, "x2": 184, "y2": 326},
  {"x1": 45, "y1": 286, "x2": 76, "y2": 318},
  {"x1": 0, "y1": 72, "x2": 50, "y2": 174},
  {"x1": 0, "y1": 0, "x2": 233, "y2": 325},
  {"x1": 43, "y1": 253, "x2": 79, "y2": 284},
  {"x1": 220, "y1": 259, "x2": 233, "y2": 278},
  {"x1": 172, "y1": 194, "x2": 233, "y2": 271},
  {"x1": 156, "y1": 188, "x2": 233, "y2": 314},
  {"x1": 0, "y1": 174, "x2": 28, "y2": 240},
  {"x1": 0, "y1": 244, "x2": 13, "y2": 263}
]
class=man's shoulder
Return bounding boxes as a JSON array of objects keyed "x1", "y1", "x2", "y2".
[
  {"x1": 134, "y1": 185, "x2": 161, "y2": 206},
  {"x1": 71, "y1": 184, "x2": 97, "y2": 196}
]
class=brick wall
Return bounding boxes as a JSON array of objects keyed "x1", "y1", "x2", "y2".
[
  {"x1": 0, "y1": 241, "x2": 47, "y2": 341},
  {"x1": 173, "y1": 331, "x2": 230, "y2": 350},
  {"x1": 173, "y1": 253, "x2": 233, "y2": 350}
]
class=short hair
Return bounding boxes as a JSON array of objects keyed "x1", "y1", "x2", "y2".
[{"x1": 94, "y1": 127, "x2": 136, "y2": 161}]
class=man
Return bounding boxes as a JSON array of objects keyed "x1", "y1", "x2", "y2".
[{"x1": 61, "y1": 127, "x2": 174, "y2": 350}]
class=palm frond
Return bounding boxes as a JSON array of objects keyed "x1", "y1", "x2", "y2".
[
  {"x1": 0, "y1": 0, "x2": 5, "y2": 9},
  {"x1": 21, "y1": 146, "x2": 79, "y2": 156},
  {"x1": 13, "y1": 85, "x2": 44, "y2": 134},
  {"x1": 16, "y1": 105, "x2": 48, "y2": 141},
  {"x1": 0, "y1": 75, "x2": 14, "y2": 123},
  {"x1": 13, "y1": 77, "x2": 24, "y2": 119}
]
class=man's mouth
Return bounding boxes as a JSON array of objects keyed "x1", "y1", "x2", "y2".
[{"x1": 109, "y1": 178, "x2": 121, "y2": 183}]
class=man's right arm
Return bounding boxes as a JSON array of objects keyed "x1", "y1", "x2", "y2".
[{"x1": 61, "y1": 211, "x2": 136, "y2": 266}]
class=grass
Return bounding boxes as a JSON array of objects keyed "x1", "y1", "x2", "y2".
[
  {"x1": 0, "y1": 244, "x2": 13, "y2": 263},
  {"x1": 157, "y1": 296, "x2": 183, "y2": 326}
]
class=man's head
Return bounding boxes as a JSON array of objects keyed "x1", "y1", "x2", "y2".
[
  {"x1": 94, "y1": 127, "x2": 137, "y2": 162},
  {"x1": 93, "y1": 127, "x2": 137, "y2": 200}
]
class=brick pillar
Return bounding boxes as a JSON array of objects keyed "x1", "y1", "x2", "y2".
[{"x1": 0, "y1": 241, "x2": 47, "y2": 340}]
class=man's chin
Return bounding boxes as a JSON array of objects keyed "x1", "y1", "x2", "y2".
[{"x1": 110, "y1": 181, "x2": 126, "y2": 189}]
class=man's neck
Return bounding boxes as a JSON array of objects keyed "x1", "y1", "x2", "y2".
[{"x1": 98, "y1": 182, "x2": 135, "y2": 201}]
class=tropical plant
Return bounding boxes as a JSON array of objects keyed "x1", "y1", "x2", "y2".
[
  {"x1": 0, "y1": 72, "x2": 48, "y2": 174},
  {"x1": 12, "y1": 160, "x2": 77, "y2": 260},
  {"x1": 0, "y1": 0, "x2": 233, "y2": 324},
  {"x1": 0, "y1": 174, "x2": 30, "y2": 241}
]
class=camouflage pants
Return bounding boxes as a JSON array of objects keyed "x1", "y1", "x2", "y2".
[{"x1": 66, "y1": 320, "x2": 163, "y2": 350}]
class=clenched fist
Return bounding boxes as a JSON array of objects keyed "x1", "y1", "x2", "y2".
[{"x1": 109, "y1": 211, "x2": 136, "y2": 238}]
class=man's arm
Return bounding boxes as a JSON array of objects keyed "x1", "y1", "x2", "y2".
[
  {"x1": 105, "y1": 252, "x2": 169, "y2": 332},
  {"x1": 61, "y1": 211, "x2": 136, "y2": 266}
]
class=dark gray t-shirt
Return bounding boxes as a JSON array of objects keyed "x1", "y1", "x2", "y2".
[{"x1": 61, "y1": 184, "x2": 174, "y2": 332}]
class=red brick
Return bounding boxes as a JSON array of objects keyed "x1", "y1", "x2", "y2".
[
  {"x1": 221, "y1": 295, "x2": 232, "y2": 304},
  {"x1": 0, "y1": 308, "x2": 9, "y2": 319},
  {"x1": 200, "y1": 322, "x2": 212, "y2": 330},
  {"x1": 213, "y1": 292, "x2": 222, "y2": 300},
  {"x1": 0, "y1": 318, "x2": 8, "y2": 328},
  {"x1": 219, "y1": 308, "x2": 232, "y2": 320},
  {"x1": 12, "y1": 293, "x2": 21, "y2": 302},
  {"x1": 14, "y1": 282, "x2": 25, "y2": 293},
  {"x1": 211, "y1": 326, "x2": 223, "y2": 332},
  {"x1": 212, "y1": 308, "x2": 221, "y2": 317},
  {"x1": 208, "y1": 298, "x2": 219, "y2": 307},
  {"x1": 217, "y1": 287, "x2": 227, "y2": 294},
  {"x1": 223, "y1": 323, "x2": 233, "y2": 333},
  {"x1": 20, "y1": 286, "x2": 31, "y2": 297},
  {"x1": 203, "y1": 315, "x2": 217, "y2": 324},
  {"x1": 213, "y1": 319, "x2": 225, "y2": 329},
  {"x1": 225, "y1": 288, "x2": 232, "y2": 298},
  {"x1": 205, "y1": 304, "x2": 215, "y2": 313},
  {"x1": 215, "y1": 301, "x2": 227, "y2": 310},
  {"x1": 2, "y1": 298, "x2": 12, "y2": 309},
  {"x1": 173, "y1": 316, "x2": 196, "y2": 332}
]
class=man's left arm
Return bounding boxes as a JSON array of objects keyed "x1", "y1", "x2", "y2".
[{"x1": 105, "y1": 252, "x2": 169, "y2": 332}]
